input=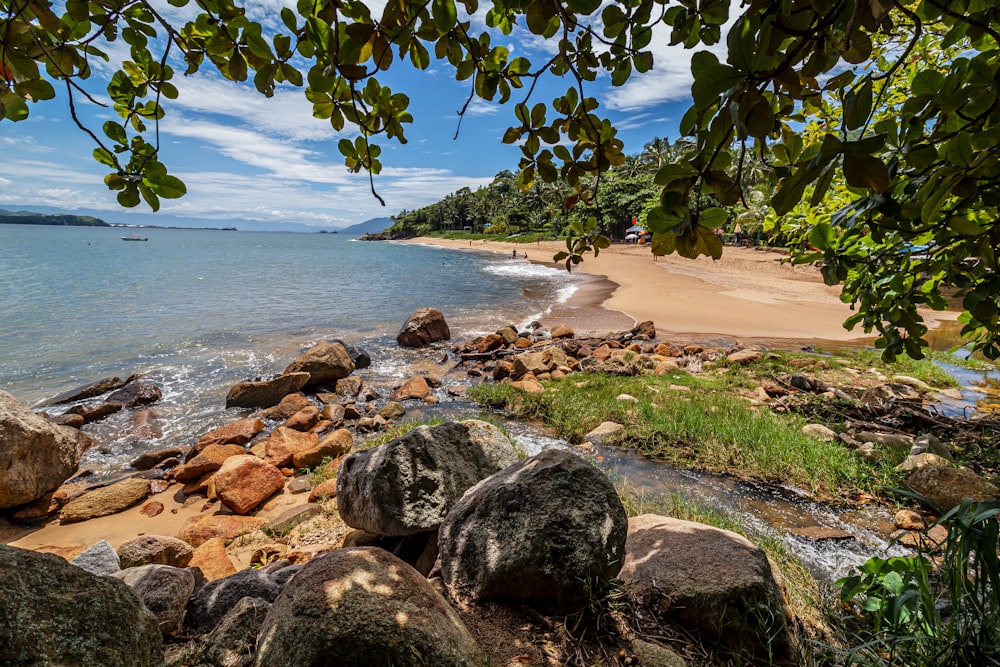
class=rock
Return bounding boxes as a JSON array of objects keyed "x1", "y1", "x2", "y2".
[
  {"x1": 334, "y1": 375, "x2": 364, "y2": 397},
  {"x1": 391, "y1": 376, "x2": 431, "y2": 401},
  {"x1": 330, "y1": 338, "x2": 371, "y2": 370},
  {"x1": 118, "y1": 535, "x2": 194, "y2": 569},
  {"x1": 907, "y1": 465, "x2": 1000, "y2": 511},
  {"x1": 0, "y1": 545, "x2": 163, "y2": 667},
  {"x1": 60, "y1": 477, "x2": 151, "y2": 524},
  {"x1": 511, "y1": 347, "x2": 571, "y2": 379},
  {"x1": 175, "y1": 514, "x2": 268, "y2": 548},
  {"x1": 114, "y1": 565, "x2": 196, "y2": 636},
  {"x1": 786, "y1": 526, "x2": 855, "y2": 541},
  {"x1": 70, "y1": 539, "x2": 121, "y2": 577},
  {"x1": 188, "y1": 537, "x2": 238, "y2": 581},
  {"x1": 439, "y1": 448, "x2": 628, "y2": 614},
  {"x1": 802, "y1": 424, "x2": 838, "y2": 442},
  {"x1": 262, "y1": 426, "x2": 318, "y2": 468},
  {"x1": 0, "y1": 390, "x2": 83, "y2": 509},
  {"x1": 256, "y1": 394, "x2": 311, "y2": 421},
  {"x1": 632, "y1": 639, "x2": 688, "y2": 667},
  {"x1": 44, "y1": 376, "x2": 128, "y2": 405},
  {"x1": 497, "y1": 325, "x2": 519, "y2": 345},
  {"x1": 283, "y1": 340, "x2": 356, "y2": 388},
  {"x1": 857, "y1": 442, "x2": 882, "y2": 462},
  {"x1": 190, "y1": 418, "x2": 266, "y2": 460},
  {"x1": 50, "y1": 412, "x2": 85, "y2": 428},
  {"x1": 308, "y1": 477, "x2": 339, "y2": 503},
  {"x1": 727, "y1": 348, "x2": 761, "y2": 364},
  {"x1": 856, "y1": 430, "x2": 913, "y2": 452},
  {"x1": 550, "y1": 324, "x2": 575, "y2": 339},
  {"x1": 131, "y1": 446, "x2": 185, "y2": 470},
  {"x1": 891, "y1": 375, "x2": 933, "y2": 392},
  {"x1": 292, "y1": 428, "x2": 353, "y2": 469},
  {"x1": 225, "y1": 372, "x2": 310, "y2": 409},
  {"x1": 256, "y1": 548, "x2": 483, "y2": 667},
  {"x1": 203, "y1": 596, "x2": 271, "y2": 667},
  {"x1": 630, "y1": 320, "x2": 656, "y2": 340},
  {"x1": 583, "y1": 421, "x2": 624, "y2": 446},
  {"x1": 396, "y1": 307, "x2": 451, "y2": 347},
  {"x1": 214, "y1": 455, "x2": 285, "y2": 515},
  {"x1": 107, "y1": 380, "x2": 162, "y2": 408},
  {"x1": 337, "y1": 419, "x2": 519, "y2": 536},
  {"x1": 910, "y1": 433, "x2": 952, "y2": 460},
  {"x1": 510, "y1": 376, "x2": 544, "y2": 393},
  {"x1": 620, "y1": 514, "x2": 793, "y2": 663},
  {"x1": 378, "y1": 401, "x2": 406, "y2": 420},
  {"x1": 265, "y1": 505, "x2": 321, "y2": 536},
  {"x1": 187, "y1": 568, "x2": 282, "y2": 635},
  {"x1": 173, "y1": 444, "x2": 246, "y2": 482},
  {"x1": 6, "y1": 491, "x2": 56, "y2": 523},
  {"x1": 893, "y1": 509, "x2": 927, "y2": 531},
  {"x1": 896, "y1": 452, "x2": 952, "y2": 473},
  {"x1": 318, "y1": 402, "x2": 346, "y2": 422},
  {"x1": 279, "y1": 405, "x2": 320, "y2": 432},
  {"x1": 861, "y1": 382, "x2": 922, "y2": 403}
]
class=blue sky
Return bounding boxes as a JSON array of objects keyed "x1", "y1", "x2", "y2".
[{"x1": 0, "y1": 2, "x2": 716, "y2": 230}]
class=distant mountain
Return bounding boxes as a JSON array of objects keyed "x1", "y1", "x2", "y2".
[
  {"x1": 340, "y1": 217, "x2": 393, "y2": 236},
  {"x1": 0, "y1": 209, "x2": 110, "y2": 227}
]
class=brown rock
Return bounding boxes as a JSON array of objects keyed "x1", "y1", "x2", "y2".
[
  {"x1": 727, "y1": 348, "x2": 761, "y2": 364},
  {"x1": 131, "y1": 446, "x2": 185, "y2": 470},
  {"x1": 511, "y1": 376, "x2": 544, "y2": 394},
  {"x1": 257, "y1": 393, "x2": 311, "y2": 421},
  {"x1": 390, "y1": 376, "x2": 430, "y2": 401},
  {"x1": 107, "y1": 381, "x2": 162, "y2": 408},
  {"x1": 214, "y1": 455, "x2": 285, "y2": 515},
  {"x1": 64, "y1": 402, "x2": 123, "y2": 424},
  {"x1": 226, "y1": 372, "x2": 311, "y2": 409},
  {"x1": 308, "y1": 477, "x2": 339, "y2": 503},
  {"x1": 284, "y1": 341, "x2": 356, "y2": 387},
  {"x1": 118, "y1": 535, "x2": 194, "y2": 568},
  {"x1": 188, "y1": 537, "x2": 238, "y2": 580},
  {"x1": 396, "y1": 307, "x2": 451, "y2": 348},
  {"x1": 182, "y1": 472, "x2": 214, "y2": 497},
  {"x1": 550, "y1": 324, "x2": 574, "y2": 339},
  {"x1": 591, "y1": 344, "x2": 612, "y2": 361},
  {"x1": 59, "y1": 478, "x2": 152, "y2": 524},
  {"x1": 894, "y1": 509, "x2": 928, "y2": 531},
  {"x1": 654, "y1": 359, "x2": 681, "y2": 375},
  {"x1": 8, "y1": 492, "x2": 56, "y2": 523},
  {"x1": 293, "y1": 429, "x2": 353, "y2": 469},
  {"x1": 173, "y1": 444, "x2": 247, "y2": 483},
  {"x1": 474, "y1": 333, "x2": 505, "y2": 353},
  {"x1": 786, "y1": 526, "x2": 854, "y2": 541},
  {"x1": 265, "y1": 505, "x2": 321, "y2": 536},
  {"x1": 630, "y1": 320, "x2": 656, "y2": 340},
  {"x1": 263, "y1": 427, "x2": 319, "y2": 468},
  {"x1": 191, "y1": 417, "x2": 266, "y2": 458},
  {"x1": 44, "y1": 376, "x2": 127, "y2": 405},
  {"x1": 280, "y1": 405, "x2": 320, "y2": 432},
  {"x1": 514, "y1": 337, "x2": 532, "y2": 349},
  {"x1": 50, "y1": 413, "x2": 85, "y2": 428},
  {"x1": 176, "y1": 514, "x2": 268, "y2": 547},
  {"x1": 140, "y1": 501, "x2": 164, "y2": 517},
  {"x1": 343, "y1": 404, "x2": 363, "y2": 420},
  {"x1": 907, "y1": 465, "x2": 1000, "y2": 511},
  {"x1": 334, "y1": 376, "x2": 364, "y2": 397},
  {"x1": 319, "y1": 403, "x2": 346, "y2": 422}
]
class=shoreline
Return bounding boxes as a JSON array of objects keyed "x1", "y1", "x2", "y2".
[{"x1": 402, "y1": 237, "x2": 959, "y2": 349}]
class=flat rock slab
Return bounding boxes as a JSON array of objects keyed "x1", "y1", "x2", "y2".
[{"x1": 60, "y1": 478, "x2": 152, "y2": 524}]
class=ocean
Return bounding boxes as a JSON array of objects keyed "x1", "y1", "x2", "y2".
[{"x1": 0, "y1": 224, "x2": 592, "y2": 474}]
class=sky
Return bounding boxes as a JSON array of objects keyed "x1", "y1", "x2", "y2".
[{"x1": 0, "y1": 1, "x2": 719, "y2": 231}]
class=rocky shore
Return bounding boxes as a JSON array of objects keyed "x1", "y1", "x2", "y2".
[{"x1": 2, "y1": 307, "x2": 998, "y2": 666}]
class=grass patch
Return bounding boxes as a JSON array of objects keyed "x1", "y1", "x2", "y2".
[{"x1": 471, "y1": 372, "x2": 891, "y2": 500}]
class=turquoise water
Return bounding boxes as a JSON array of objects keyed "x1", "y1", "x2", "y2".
[{"x1": 0, "y1": 224, "x2": 583, "y2": 471}]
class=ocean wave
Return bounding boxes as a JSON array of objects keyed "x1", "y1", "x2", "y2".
[{"x1": 483, "y1": 260, "x2": 570, "y2": 280}]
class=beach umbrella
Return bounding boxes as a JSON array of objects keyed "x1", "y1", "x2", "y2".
[{"x1": 625, "y1": 233, "x2": 638, "y2": 240}]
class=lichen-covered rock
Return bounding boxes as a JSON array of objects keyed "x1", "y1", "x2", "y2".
[
  {"x1": 0, "y1": 390, "x2": 83, "y2": 509},
  {"x1": 255, "y1": 548, "x2": 483, "y2": 667},
  {"x1": 439, "y1": 448, "x2": 627, "y2": 614},
  {"x1": 70, "y1": 539, "x2": 120, "y2": 576},
  {"x1": 336, "y1": 420, "x2": 519, "y2": 536},
  {"x1": 0, "y1": 545, "x2": 163, "y2": 667},
  {"x1": 396, "y1": 307, "x2": 451, "y2": 348}
]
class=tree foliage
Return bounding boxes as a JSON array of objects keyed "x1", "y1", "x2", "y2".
[{"x1": 3, "y1": 0, "x2": 1000, "y2": 357}]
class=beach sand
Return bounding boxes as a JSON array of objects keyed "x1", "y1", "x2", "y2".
[{"x1": 405, "y1": 237, "x2": 957, "y2": 347}]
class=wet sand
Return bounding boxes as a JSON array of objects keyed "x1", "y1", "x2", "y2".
[{"x1": 404, "y1": 237, "x2": 957, "y2": 346}]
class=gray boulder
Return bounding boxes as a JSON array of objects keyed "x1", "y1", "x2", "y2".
[
  {"x1": 255, "y1": 548, "x2": 483, "y2": 667},
  {"x1": 114, "y1": 564, "x2": 196, "y2": 636},
  {"x1": 396, "y1": 307, "x2": 451, "y2": 347},
  {"x1": 337, "y1": 419, "x2": 519, "y2": 536},
  {"x1": 0, "y1": 390, "x2": 83, "y2": 509},
  {"x1": 118, "y1": 535, "x2": 194, "y2": 568},
  {"x1": 107, "y1": 380, "x2": 162, "y2": 407},
  {"x1": 619, "y1": 514, "x2": 794, "y2": 663},
  {"x1": 0, "y1": 545, "x2": 163, "y2": 667},
  {"x1": 187, "y1": 568, "x2": 281, "y2": 634},
  {"x1": 204, "y1": 596, "x2": 271, "y2": 667},
  {"x1": 225, "y1": 372, "x2": 310, "y2": 409},
  {"x1": 438, "y1": 447, "x2": 627, "y2": 614},
  {"x1": 283, "y1": 340, "x2": 356, "y2": 388},
  {"x1": 71, "y1": 539, "x2": 121, "y2": 576}
]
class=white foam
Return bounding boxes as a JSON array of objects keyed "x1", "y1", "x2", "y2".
[{"x1": 484, "y1": 261, "x2": 567, "y2": 279}]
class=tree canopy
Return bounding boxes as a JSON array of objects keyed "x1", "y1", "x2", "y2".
[{"x1": 3, "y1": 0, "x2": 1000, "y2": 358}]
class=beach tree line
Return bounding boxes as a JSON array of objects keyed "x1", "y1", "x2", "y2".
[{"x1": 3, "y1": 1, "x2": 1000, "y2": 358}]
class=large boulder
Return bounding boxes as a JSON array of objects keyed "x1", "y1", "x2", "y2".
[
  {"x1": 438, "y1": 448, "x2": 627, "y2": 614},
  {"x1": 283, "y1": 341, "x2": 355, "y2": 388},
  {"x1": 0, "y1": 390, "x2": 83, "y2": 509},
  {"x1": 907, "y1": 465, "x2": 1000, "y2": 511},
  {"x1": 255, "y1": 548, "x2": 483, "y2": 667},
  {"x1": 226, "y1": 372, "x2": 310, "y2": 409},
  {"x1": 204, "y1": 596, "x2": 271, "y2": 667},
  {"x1": 619, "y1": 514, "x2": 794, "y2": 663},
  {"x1": 0, "y1": 545, "x2": 163, "y2": 667},
  {"x1": 396, "y1": 307, "x2": 451, "y2": 347},
  {"x1": 511, "y1": 347, "x2": 573, "y2": 379},
  {"x1": 114, "y1": 564, "x2": 197, "y2": 636},
  {"x1": 190, "y1": 417, "x2": 266, "y2": 459},
  {"x1": 118, "y1": 535, "x2": 194, "y2": 569},
  {"x1": 175, "y1": 514, "x2": 267, "y2": 548},
  {"x1": 336, "y1": 420, "x2": 519, "y2": 536},
  {"x1": 187, "y1": 568, "x2": 282, "y2": 635},
  {"x1": 214, "y1": 455, "x2": 286, "y2": 515},
  {"x1": 331, "y1": 338, "x2": 371, "y2": 369},
  {"x1": 262, "y1": 427, "x2": 318, "y2": 468},
  {"x1": 172, "y1": 444, "x2": 247, "y2": 482},
  {"x1": 59, "y1": 477, "x2": 152, "y2": 524}
]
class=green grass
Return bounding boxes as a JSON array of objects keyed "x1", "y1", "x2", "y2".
[{"x1": 471, "y1": 372, "x2": 891, "y2": 500}]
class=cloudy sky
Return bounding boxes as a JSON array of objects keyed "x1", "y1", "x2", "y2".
[{"x1": 0, "y1": 2, "x2": 710, "y2": 230}]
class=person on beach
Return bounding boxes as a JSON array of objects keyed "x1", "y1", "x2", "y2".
[{"x1": 733, "y1": 223, "x2": 742, "y2": 246}]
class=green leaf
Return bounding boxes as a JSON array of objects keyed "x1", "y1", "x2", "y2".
[
  {"x1": 911, "y1": 70, "x2": 944, "y2": 96},
  {"x1": 843, "y1": 154, "x2": 890, "y2": 193},
  {"x1": 690, "y1": 51, "x2": 742, "y2": 108},
  {"x1": 432, "y1": 0, "x2": 457, "y2": 32},
  {"x1": 808, "y1": 223, "x2": 835, "y2": 250},
  {"x1": 650, "y1": 231, "x2": 676, "y2": 256},
  {"x1": 698, "y1": 206, "x2": 728, "y2": 229},
  {"x1": 843, "y1": 78, "x2": 872, "y2": 131}
]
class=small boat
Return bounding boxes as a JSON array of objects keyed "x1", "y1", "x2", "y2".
[{"x1": 122, "y1": 233, "x2": 148, "y2": 241}]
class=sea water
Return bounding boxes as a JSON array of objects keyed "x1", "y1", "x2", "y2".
[{"x1": 0, "y1": 224, "x2": 584, "y2": 472}]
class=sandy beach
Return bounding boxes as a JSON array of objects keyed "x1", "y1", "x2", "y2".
[{"x1": 404, "y1": 237, "x2": 957, "y2": 347}]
